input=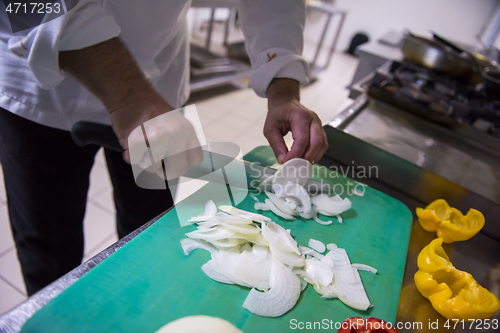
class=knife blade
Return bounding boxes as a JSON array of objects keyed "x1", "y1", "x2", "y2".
[{"x1": 70, "y1": 121, "x2": 331, "y2": 193}]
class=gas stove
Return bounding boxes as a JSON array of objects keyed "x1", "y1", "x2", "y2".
[{"x1": 365, "y1": 61, "x2": 500, "y2": 138}]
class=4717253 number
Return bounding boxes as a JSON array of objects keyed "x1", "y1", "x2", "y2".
[
  {"x1": 444, "y1": 318, "x2": 498, "y2": 330},
  {"x1": 5, "y1": 2, "x2": 61, "y2": 14},
  {"x1": 3, "y1": 1, "x2": 79, "y2": 33}
]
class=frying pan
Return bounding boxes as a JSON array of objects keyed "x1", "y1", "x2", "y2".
[{"x1": 401, "y1": 32, "x2": 496, "y2": 83}]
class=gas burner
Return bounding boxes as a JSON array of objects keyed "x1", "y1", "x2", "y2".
[{"x1": 366, "y1": 61, "x2": 500, "y2": 137}]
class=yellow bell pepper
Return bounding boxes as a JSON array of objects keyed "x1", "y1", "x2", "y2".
[
  {"x1": 416, "y1": 199, "x2": 485, "y2": 243},
  {"x1": 414, "y1": 238, "x2": 500, "y2": 320}
]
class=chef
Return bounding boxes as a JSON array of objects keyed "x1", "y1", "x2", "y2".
[{"x1": 0, "y1": 0, "x2": 328, "y2": 295}]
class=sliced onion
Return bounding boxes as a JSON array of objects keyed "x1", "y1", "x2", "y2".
[
  {"x1": 283, "y1": 182, "x2": 311, "y2": 216},
  {"x1": 311, "y1": 194, "x2": 351, "y2": 216},
  {"x1": 336, "y1": 215, "x2": 343, "y2": 224},
  {"x1": 264, "y1": 198, "x2": 295, "y2": 220},
  {"x1": 180, "y1": 238, "x2": 217, "y2": 256},
  {"x1": 315, "y1": 284, "x2": 338, "y2": 299},
  {"x1": 262, "y1": 222, "x2": 300, "y2": 255},
  {"x1": 272, "y1": 183, "x2": 287, "y2": 198},
  {"x1": 219, "y1": 205, "x2": 271, "y2": 223},
  {"x1": 269, "y1": 244, "x2": 304, "y2": 267},
  {"x1": 311, "y1": 207, "x2": 332, "y2": 225},
  {"x1": 298, "y1": 246, "x2": 325, "y2": 260},
  {"x1": 326, "y1": 243, "x2": 338, "y2": 251},
  {"x1": 250, "y1": 194, "x2": 260, "y2": 203},
  {"x1": 188, "y1": 200, "x2": 218, "y2": 222},
  {"x1": 272, "y1": 158, "x2": 312, "y2": 187},
  {"x1": 254, "y1": 202, "x2": 270, "y2": 211},
  {"x1": 234, "y1": 247, "x2": 272, "y2": 291},
  {"x1": 213, "y1": 250, "x2": 251, "y2": 288},
  {"x1": 220, "y1": 222, "x2": 261, "y2": 235},
  {"x1": 242, "y1": 258, "x2": 301, "y2": 317},
  {"x1": 210, "y1": 238, "x2": 241, "y2": 249},
  {"x1": 212, "y1": 215, "x2": 254, "y2": 225},
  {"x1": 352, "y1": 264, "x2": 377, "y2": 274},
  {"x1": 304, "y1": 259, "x2": 334, "y2": 286},
  {"x1": 295, "y1": 270, "x2": 319, "y2": 289},
  {"x1": 284, "y1": 197, "x2": 299, "y2": 211},
  {"x1": 265, "y1": 192, "x2": 296, "y2": 215},
  {"x1": 185, "y1": 226, "x2": 236, "y2": 241},
  {"x1": 308, "y1": 239, "x2": 326, "y2": 253},
  {"x1": 196, "y1": 221, "x2": 218, "y2": 229},
  {"x1": 201, "y1": 259, "x2": 234, "y2": 284},
  {"x1": 329, "y1": 247, "x2": 371, "y2": 310},
  {"x1": 252, "y1": 245, "x2": 269, "y2": 260},
  {"x1": 233, "y1": 233, "x2": 269, "y2": 247},
  {"x1": 299, "y1": 278, "x2": 308, "y2": 291}
]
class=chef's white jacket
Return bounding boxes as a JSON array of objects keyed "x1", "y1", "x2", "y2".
[{"x1": 0, "y1": 0, "x2": 309, "y2": 131}]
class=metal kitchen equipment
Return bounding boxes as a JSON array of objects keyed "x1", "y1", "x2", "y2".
[{"x1": 326, "y1": 48, "x2": 500, "y2": 330}]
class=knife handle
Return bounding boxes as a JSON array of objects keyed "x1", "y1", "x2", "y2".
[{"x1": 70, "y1": 121, "x2": 124, "y2": 152}]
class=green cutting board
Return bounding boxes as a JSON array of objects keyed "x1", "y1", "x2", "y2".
[{"x1": 21, "y1": 146, "x2": 412, "y2": 333}]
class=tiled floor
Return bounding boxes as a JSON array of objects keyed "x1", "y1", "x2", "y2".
[{"x1": 0, "y1": 47, "x2": 358, "y2": 316}]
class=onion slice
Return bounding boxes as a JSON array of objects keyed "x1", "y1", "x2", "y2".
[
  {"x1": 272, "y1": 158, "x2": 312, "y2": 187},
  {"x1": 329, "y1": 247, "x2": 372, "y2": 310},
  {"x1": 262, "y1": 222, "x2": 300, "y2": 255},
  {"x1": 308, "y1": 239, "x2": 326, "y2": 253},
  {"x1": 265, "y1": 192, "x2": 296, "y2": 215},
  {"x1": 188, "y1": 200, "x2": 218, "y2": 222},
  {"x1": 264, "y1": 198, "x2": 295, "y2": 220},
  {"x1": 352, "y1": 264, "x2": 377, "y2": 274},
  {"x1": 180, "y1": 238, "x2": 217, "y2": 256},
  {"x1": 243, "y1": 258, "x2": 301, "y2": 317},
  {"x1": 311, "y1": 194, "x2": 351, "y2": 216},
  {"x1": 219, "y1": 205, "x2": 271, "y2": 223},
  {"x1": 304, "y1": 259, "x2": 334, "y2": 286},
  {"x1": 201, "y1": 260, "x2": 235, "y2": 284},
  {"x1": 254, "y1": 202, "x2": 270, "y2": 211},
  {"x1": 311, "y1": 207, "x2": 333, "y2": 225}
]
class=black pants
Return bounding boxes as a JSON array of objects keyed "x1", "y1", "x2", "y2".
[{"x1": 0, "y1": 108, "x2": 173, "y2": 296}]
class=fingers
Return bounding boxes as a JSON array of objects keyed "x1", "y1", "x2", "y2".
[
  {"x1": 263, "y1": 119, "x2": 289, "y2": 164},
  {"x1": 303, "y1": 118, "x2": 329, "y2": 164},
  {"x1": 285, "y1": 114, "x2": 311, "y2": 162},
  {"x1": 272, "y1": 104, "x2": 328, "y2": 165}
]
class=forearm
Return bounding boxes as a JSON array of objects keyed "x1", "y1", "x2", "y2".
[
  {"x1": 267, "y1": 78, "x2": 300, "y2": 106},
  {"x1": 59, "y1": 37, "x2": 167, "y2": 113}
]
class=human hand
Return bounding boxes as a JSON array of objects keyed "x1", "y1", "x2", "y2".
[
  {"x1": 264, "y1": 78, "x2": 328, "y2": 164},
  {"x1": 110, "y1": 93, "x2": 203, "y2": 181}
]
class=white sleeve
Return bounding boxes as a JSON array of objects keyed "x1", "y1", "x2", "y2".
[
  {"x1": 7, "y1": 0, "x2": 121, "y2": 89},
  {"x1": 237, "y1": 0, "x2": 309, "y2": 98}
]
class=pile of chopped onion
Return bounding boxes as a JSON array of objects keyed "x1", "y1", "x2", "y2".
[
  {"x1": 253, "y1": 158, "x2": 352, "y2": 225},
  {"x1": 181, "y1": 201, "x2": 376, "y2": 317}
]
